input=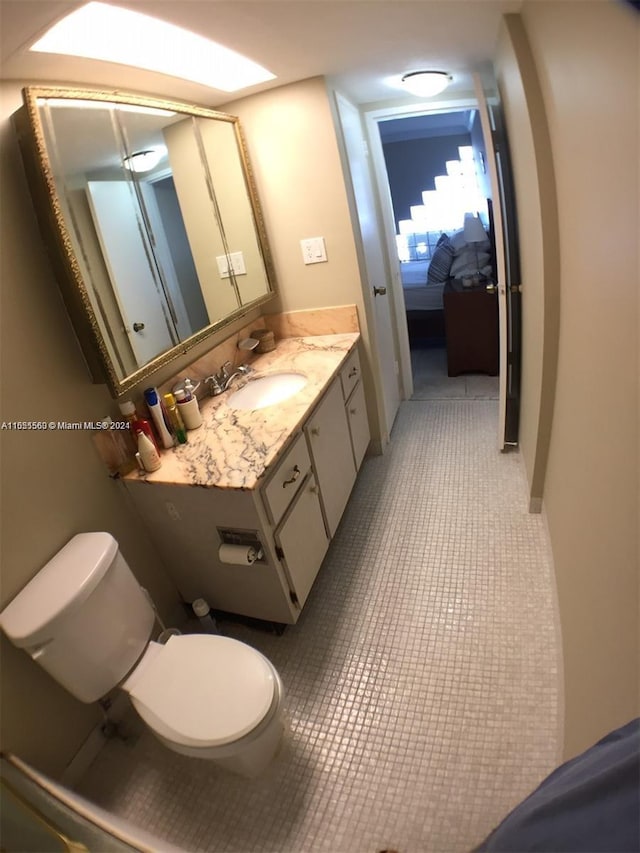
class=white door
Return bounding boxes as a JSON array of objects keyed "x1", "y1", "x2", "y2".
[
  {"x1": 333, "y1": 92, "x2": 400, "y2": 443},
  {"x1": 139, "y1": 181, "x2": 192, "y2": 341},
  {"x1": 473, "y1": 73, "x2": 510, "y2": 450},
  {"x1": 86, "y1": 181, "x2": 177, "y2": 365}
]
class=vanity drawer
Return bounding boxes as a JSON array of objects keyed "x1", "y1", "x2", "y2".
[
  {"x1": 340, "y1": 348, "x2": 361, "y2": 401},
  {"x1": 262, "y1": 431, "x2": 312, "y2": 526}
]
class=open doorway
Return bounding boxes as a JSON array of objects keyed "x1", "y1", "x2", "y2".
[{"x1": 376, "y1": 109, "x2": 500, "y2": 404}]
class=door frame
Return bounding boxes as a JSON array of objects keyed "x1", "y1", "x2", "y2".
[
  {"x1": 331, "y1": 89, "x2": 403, "y2": 451},
  {"x1": 363, "y1": 97, "x2": 480, "y2": 402}
]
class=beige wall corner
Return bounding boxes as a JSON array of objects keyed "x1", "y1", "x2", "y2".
[
  {"x1": 496, "y1": 15, "x2": 561, "y2": 508},
  {"x1": 222, "y1": 77, "x2": 385, "y2": 450},
  {"x1": 511, "y1": 1, "x2": 639, "y2": 758}
]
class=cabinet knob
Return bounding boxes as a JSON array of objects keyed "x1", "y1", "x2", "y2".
[
  {"x1": 350, "y1": 407, "x2": 357, "y2": 415},
  {"x1": 311, "y1": 427, "x2": 320, "y2": 436},
  {"x1": 348, "y1": 367, "x2": 358, "y2": 378},
  {"x1": 282, "y1": 465, "x2": 300, "y2": 487},
  {"x1": 309, "y1": 484, "x2": 319, "y2": 494}
]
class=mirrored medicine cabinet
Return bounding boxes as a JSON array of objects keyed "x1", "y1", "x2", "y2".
[{"x1": 15, "y1": 87, "x2": 277, "y2": 397}]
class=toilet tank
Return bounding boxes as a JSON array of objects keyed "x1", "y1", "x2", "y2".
[{"x1": 0, "y1": 532, "x2": 155, "y2": 702}]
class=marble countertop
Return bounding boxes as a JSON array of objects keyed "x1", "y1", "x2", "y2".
[{"x1": 126, "y1": 333, "x2": 360, "y2": 490}]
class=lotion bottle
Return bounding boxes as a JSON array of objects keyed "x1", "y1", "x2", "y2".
[
  {"x1": 143, "y1": 388, "x2": 175, "y2": 449},
  {"x1": 136, "y1": 430, "x2": 161, "y2": 472}
]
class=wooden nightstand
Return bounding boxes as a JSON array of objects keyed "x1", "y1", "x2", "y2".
[{"x1": 443, "y1": 278, "x2": 499, "y2": 376}]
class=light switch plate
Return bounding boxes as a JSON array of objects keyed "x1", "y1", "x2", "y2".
[
  {"x1": 229, "y1": 251, "x2": 246, "y2": 275},
  {"x1": 216, "y1": 251, "x2": 246, "y2": 278},
  {"x1": 301, "y1": 237, "x2": 327, "y2": 265}
]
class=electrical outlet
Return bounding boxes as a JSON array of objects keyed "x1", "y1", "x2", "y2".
[
  {"x1": 165, "y1": 502, "x2": 180, "y2": 521},
  {"x1": 300, "y1": 237, "x2": 327, "y2": 265}
]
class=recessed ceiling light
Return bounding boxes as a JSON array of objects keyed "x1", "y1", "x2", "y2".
[
  {"x1": 401, "y1": 71, "x2": 452, "y2": 98},
  {"x1": 30, "y1": 2, "x2": 276, "y2": 93}
]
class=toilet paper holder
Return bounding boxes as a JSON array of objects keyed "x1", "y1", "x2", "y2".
[{"x1": 217, "y1": 528, "x2": 265, "y2": 563}]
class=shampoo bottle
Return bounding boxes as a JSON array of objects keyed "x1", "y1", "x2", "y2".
[
  {"x1": 143, "y1": 388, "x2": 175, "y2": 449},
  {"x1": 119, "y1": 400, "x2": 159, "y2": 451}
]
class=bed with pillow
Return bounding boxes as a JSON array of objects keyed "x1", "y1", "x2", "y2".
[{"x1": 400, "y1": 228, "x2": 493, "y2": 341}]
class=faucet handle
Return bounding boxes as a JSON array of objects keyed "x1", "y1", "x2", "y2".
[
  {"x1": 205, "y1": 374, "x2": 224, "y2": 396},
  {"x1": 218, "y1": 361, "x2": 233, "y2": 382}
]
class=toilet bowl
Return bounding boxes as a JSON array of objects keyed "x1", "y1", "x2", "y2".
[
  {"x1": 121, "y1": 634, "x2": 284, "y2": 775},
  {"x1": 0, "y1": 532, "x2": 285, "y2": 777}
]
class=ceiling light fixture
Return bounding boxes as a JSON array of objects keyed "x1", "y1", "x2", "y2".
[
  {"x1": 30, "y1": 1, "x2": 276, "y2": 93},
  {"x1": 401, "y1": 71, "x2": 452, "y2": 98},
  {"x1": 123, "y1": 148, "x2": 166, "y2": 174}
]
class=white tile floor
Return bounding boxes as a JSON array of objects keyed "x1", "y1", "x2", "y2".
[
  {"x1": 410, "y1": 345, "x2": 499, "y2": 401},
  {"x1": 76, "y1": 396, "x2": 561, "y2": 853}
]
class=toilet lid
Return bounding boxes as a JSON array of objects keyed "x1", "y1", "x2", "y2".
[{"x1": 127, "y1": 634, "x2": 275, "y2": 747}]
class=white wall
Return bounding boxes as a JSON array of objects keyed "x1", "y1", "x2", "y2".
[
  {"x1": 0, "y1": 82, "x2": 184, "y2": 776},
  {"x1": 499, "y1": 3, "x2": 639, "y2": 758}
]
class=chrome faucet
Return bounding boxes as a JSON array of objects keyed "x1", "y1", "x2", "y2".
[{"x1": 205, "y1": 362, "x2": 254, "y2": 396}]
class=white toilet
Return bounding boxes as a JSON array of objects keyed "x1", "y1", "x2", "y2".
[{"x1": 0, "y1": 532, "x2": 285, "y2": 777}]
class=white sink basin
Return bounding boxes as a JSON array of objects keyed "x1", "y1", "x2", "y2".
[{"x1": 227, "y1": 372, "x2": 308, "y2": 411}]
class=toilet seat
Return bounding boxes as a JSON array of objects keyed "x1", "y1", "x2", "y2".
[{"x1": 125, "y1": 634, "x2": 276, "y2": 748}]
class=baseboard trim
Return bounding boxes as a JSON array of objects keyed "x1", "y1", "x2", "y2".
[
  {"x1": 529, "y1": 495, "x2": 543, "y2": 514},
  {"x1": 60, "y1": 694, "x2": 130, "y2": 788}
]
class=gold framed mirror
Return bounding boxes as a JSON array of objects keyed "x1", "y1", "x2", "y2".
[{"x1": 15, "y1": 87, "x2": 277, "y2": 396}]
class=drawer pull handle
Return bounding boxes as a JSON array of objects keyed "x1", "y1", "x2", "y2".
[
  {"x1": 348, "y1": 367, "x2": 358, "y2": 378},
  {"x1": 282, "y1": 465, "x2": 300, "y2": 487},
  {"x1": 311, "y1": 427, "x2": 320, "y2": 436}
]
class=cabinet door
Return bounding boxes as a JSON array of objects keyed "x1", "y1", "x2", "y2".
[
  {"x1": 276, "y1": 474, "x2": 329, "y2": 608},
  {"x1": 346, "y1": 381, "x2": 370, "y2": 471},
  {"x1": 305, "y1": 378, "x2": 356, "y2": 538}
]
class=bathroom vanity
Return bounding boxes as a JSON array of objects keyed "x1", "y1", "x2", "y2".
[{"x1": 123, "y1": 334, "x2": 369, "y2": 624}]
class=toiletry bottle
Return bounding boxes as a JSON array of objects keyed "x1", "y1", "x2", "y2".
[
  {"x1": 176, "y1": 387, "x2": 203, "y2": 430},
  {"x1": 143, "y1": 387, "x2": 175, "y2": 449},
  {"x1": 93, "y1": 417, "x2": 136, "y2": 477},
  {"x1": 119, "y1": 400, "x2": 159, "y2": 451},
  {"x1": 136, "y1": 430, "x2": 161, "y2": 472},
  {"x1": 192, "y1": 599, "x2": 219, "y2": 634},
  {"x1": 163, "y1": 393, "x2": 188, "y2": 444}
]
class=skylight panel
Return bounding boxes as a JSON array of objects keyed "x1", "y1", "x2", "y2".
[{"x1": 30, "y1": 2, "x2": 276, "y2": 92}]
